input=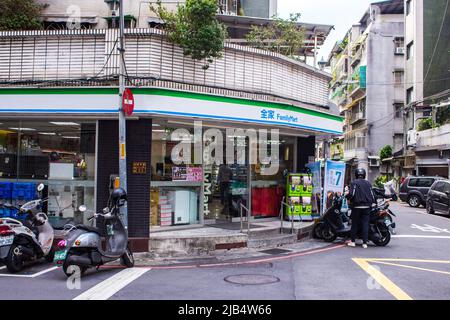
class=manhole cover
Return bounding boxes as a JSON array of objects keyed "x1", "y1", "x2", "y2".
[
  {"x1": 259, "y1": 248, "x2": 292, "y2": 255},
  {"x1": 224, "y1": 274, "x2": 280, "y2": 285}
]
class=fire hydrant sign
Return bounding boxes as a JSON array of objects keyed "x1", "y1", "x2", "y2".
[{"x1": 122, "y1": 88, "x2": 134, "y2": 116}]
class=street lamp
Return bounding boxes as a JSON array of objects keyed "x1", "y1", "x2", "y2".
[{"x1": 318, "y1": 56, "x2": 327, "y2": 71}]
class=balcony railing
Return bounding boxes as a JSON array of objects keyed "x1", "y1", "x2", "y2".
[
  {"x1": 350, "y1": 112, "x2": 366, "y2": 124},
  {"x1": 416, "y1": 123, "x2": 450, "y2": 150},
  {"x1": 0, "y1": 28, "x2": 331, "y2": 110}
]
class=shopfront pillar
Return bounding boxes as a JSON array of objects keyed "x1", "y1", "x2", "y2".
[
  {"x1": 296, "y1": 136, "x2": 316, "y2": 172},
  {"x1": 96, "y1": 119, "x2": 152, "y2": 252}
]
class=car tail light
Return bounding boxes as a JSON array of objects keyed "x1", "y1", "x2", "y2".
[
  {"x1": 57, "y1": 239, "x2": 67, "y2": 248},
  {"x1": 0, "y1": 225, "x2": 14, "y2": 236}
]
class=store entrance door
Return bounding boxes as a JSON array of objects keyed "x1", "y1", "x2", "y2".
[{"x1": 204, "y1": 136, "x2": 250, "y2": 226}]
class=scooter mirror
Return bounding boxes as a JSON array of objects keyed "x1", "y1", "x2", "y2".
[
  {"x1": 78, "y1": 205, "x2": 87, "y2": 212},
  {"x1": 37, "y1": 183, "x2": 45, "y2": 192}
]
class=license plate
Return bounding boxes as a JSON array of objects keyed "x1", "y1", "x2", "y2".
[
  {"x1": 54, "y1": 250, "x2": 68, "y2": 263},
  {"x1": 0, "y1": 235, "x2": 13, "y2": 247}
]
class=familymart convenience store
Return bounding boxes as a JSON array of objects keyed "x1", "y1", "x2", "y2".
[{"x1": 0, "y1": 87, "x2": 342, "y2": 251}]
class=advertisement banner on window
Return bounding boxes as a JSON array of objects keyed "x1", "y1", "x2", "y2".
[
  {"x1": 322, "y1": 160, "x2": 346, "y2": 213},
  {"x1": 306, "y1": 161, "x2": 322, "y2": 195}
]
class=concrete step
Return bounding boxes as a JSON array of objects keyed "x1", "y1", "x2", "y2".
[{"x1": 247, "y1": 233, "x2": 297, "y2": 248}]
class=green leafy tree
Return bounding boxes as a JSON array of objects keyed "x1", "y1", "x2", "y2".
[
  {"x1": 417, "y1": 117, "x2": 435, "y2": 131},
  {"x1": 0, "y1": 0, "x2": 46, "y2": 31},
  {"x1": 245, "y1": 13, "x2": 305, "y2": 58},
  {"x1": 374, "y1": 175, "x2": 388, "y2": 188},
  {"x1": 150, "y1": 0, "x2": 227, "y2": 70},
  {"x1": 379, "y1": 145, "x2": 393, "y2": 161}
]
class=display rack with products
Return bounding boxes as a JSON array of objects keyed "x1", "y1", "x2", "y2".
[
  {"x1": 150, "y1": 185, "x2": 201, "y2": 228},
  {"x1": 285, "y1": 173, "x2": 314, "y2": 221}
]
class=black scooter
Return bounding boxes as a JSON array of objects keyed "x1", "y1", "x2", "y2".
[{"x1": 313, "y1": 196, "x2": 394, "y2": 246}]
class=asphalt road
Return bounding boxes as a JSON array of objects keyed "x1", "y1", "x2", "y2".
[{"x1": 1, "y1": 202, "x2": 450, "y2": 300}]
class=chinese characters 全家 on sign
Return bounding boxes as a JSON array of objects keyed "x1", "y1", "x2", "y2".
[{"x1": 260, "y1": 109, "x2": 298, "y2": 124}]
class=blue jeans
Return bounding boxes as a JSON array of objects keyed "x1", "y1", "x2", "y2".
[{"x1": 351, "y1": 207, "x2": 370, "y2": 244}]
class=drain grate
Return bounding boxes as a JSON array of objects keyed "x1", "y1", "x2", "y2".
[
  {"x1": 259, "y1": 248, "x2": 292, "y2": 255},
  {"x1": 224, "y1": 274, "x2": 280, "y2": 285}
]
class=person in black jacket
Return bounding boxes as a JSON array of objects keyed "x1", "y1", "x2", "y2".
[{"x1": 344, "y1": 168, "x2": 376, "y2": 249}]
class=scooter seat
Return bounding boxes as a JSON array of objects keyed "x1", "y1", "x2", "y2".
[{"x1": 75, "y1": 224, "x2": 101, "y2": 235}]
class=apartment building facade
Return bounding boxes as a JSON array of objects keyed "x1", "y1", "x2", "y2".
[
  {"x1": 328, "y1": 0, "x2": 405, "y2": 183},
  {"x1": 403, "y1": 0, "x2": 450, "y2": 178}
]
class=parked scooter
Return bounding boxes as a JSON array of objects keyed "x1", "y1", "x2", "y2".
[
  {"x1": 313, "y1": 195, "x2": 394, "y2": 246},
  {"x1": 54, "y1": 188, "x2": 134, "y2": 277},
  {"x1": 0, "y1": 183, "x2": 55, "y2": 273}
]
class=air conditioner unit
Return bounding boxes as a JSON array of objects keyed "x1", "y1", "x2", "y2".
[
  {"x1": 395, "y1": 47, "x2": 405, "y2": 54},
  {"x1": 356, "y1": 112, "x2": 364, "y2": 120},
  {"x1": 407, "y1": 129, "x2": 417, "y2": 146},
  {"x1": 369, "y1": 158, "x2": 380, "y2": 167}
]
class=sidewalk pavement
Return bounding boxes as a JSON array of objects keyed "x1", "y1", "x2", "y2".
[
  {"x1": 148, "y1": 220, "x2": 316, "y2": 257},
  {"x1": 133, "y1": 239, "x2": 333, "y2": 267},
  {"x1": 131, "y1": 219, "x2": 328, "y2": 267}
]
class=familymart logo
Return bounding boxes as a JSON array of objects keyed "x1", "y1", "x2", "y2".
[
  {"x1": 260, "y1": 108, "x2": 299, "y2": 123},
  {"x1": 170, "y1": 121, "x2": 280, "y2": 176}
]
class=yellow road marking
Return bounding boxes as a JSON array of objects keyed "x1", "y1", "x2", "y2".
[
  {"x1": 365, "y1": 258, "x2": 450, "y2": 264},
  {"x1": 352, "y1": 258, "x2": 413, "y2": 300},
  {"x1": 371, "y1": 261, "x2": 450, "y2": 276}
]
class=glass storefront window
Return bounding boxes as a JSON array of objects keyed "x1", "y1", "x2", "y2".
[
  {"x1": 251, "y1": 136, "x2": 295, "y2": 218},
  {"x1": 150, "y1": 121, "x2": 299, "y2": 228},
  {"x1": 0, "y1": 120, "x2": 96, "y2": 227},
  {"x1": 150, "y1": 186, "x2": 200, "y2": 228},
  {"x1": 151, "y1": 127, "x2": 202, "y2": 228}
]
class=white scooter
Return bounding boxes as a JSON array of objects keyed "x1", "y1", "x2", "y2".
[{"x1": 0, "y1": 184, "x2": 55, "y2": 273}]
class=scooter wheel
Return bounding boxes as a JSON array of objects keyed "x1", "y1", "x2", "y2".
[
  {"x1": 322, "y1": 227, "x2": 337, "y2": 242},
  {"x1": 120, "y1": 245, "x2": 135, "y2": 268},
  {"x1": 313, "y1": 222, "x2": 325, "y2": 239},
  {"x1": 371, "y1": 227, "x2": 391, "y2": 246},
  {"x1": 5, "y1": 244, "x2": 24, "y2": 273}
]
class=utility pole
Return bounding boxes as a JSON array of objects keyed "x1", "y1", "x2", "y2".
[{"x1": 118, "y1": 0, "x2": 128, "y2": 232}]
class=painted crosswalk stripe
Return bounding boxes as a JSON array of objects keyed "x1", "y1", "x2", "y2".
[{"x1": 73, "y1": 268, "x2": 150, "y2": 300}]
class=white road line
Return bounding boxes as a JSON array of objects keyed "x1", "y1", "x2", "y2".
[
  {"x1": 30, "y1": 266, "x2": 59, "y2": 278},
  {"x1": 0, "y1": 266, "x2": 58, "y2": 278},
  {"x1": 414, "y1": 210, "x2": 450, "y2": 221},
  {"x1": 393, "y1": 235, "x2": 450, "y2": 239},
  {"x1": 73, "y1": 267, "x2": 150, "y2": 300}
]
